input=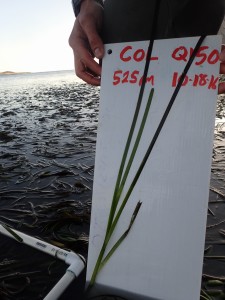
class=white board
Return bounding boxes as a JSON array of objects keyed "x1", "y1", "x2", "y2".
[{"x1": 86, "y1": 36, "x2": 221, "y2": 300}]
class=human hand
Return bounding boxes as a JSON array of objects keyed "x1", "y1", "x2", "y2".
[
  {"x1": 219, "y1": 45, "x2": 225, "y2": 94},
  {"x1": 69, "y1": 0, "x2": 104, "y2": 86}
]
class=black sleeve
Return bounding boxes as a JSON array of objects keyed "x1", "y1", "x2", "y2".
[
  {"x1": 72, "y1": 0, "x2": 104, "y2": 17},
  {"x1": 169, "y1": 0, "x2": 225, "y2": 37},
  {"x1": 102, "y1": 0, "x2": 225, "y2": 43}
]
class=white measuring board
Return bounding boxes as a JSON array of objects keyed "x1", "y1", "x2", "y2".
[{"x1": 86, "y1": 36, "x2": 221, "y2": 300}]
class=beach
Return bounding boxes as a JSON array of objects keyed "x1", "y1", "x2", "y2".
[
  {"x1": 0, "y1": 70, "x2": 225, "y2": 299},
  {"x1": 0, "y1": 71, "x2": 97, "y2": 299}
]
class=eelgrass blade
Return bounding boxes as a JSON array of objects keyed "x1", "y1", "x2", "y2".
[
  {"x1": 99, "y1": 201, "x2": 142, "y2": 272},
  {"x1": 1, "y1": 223, "x2": 23, "y2": 243},
  {"x1": 114, "y1": 89, "x2": 154, "y2": 205},
  {"x1": 87, "y1": 88, "x2": 153, "y2": 290},
  {"x1": 200, "y1": 296, "x2": 211, "y2": 300},
  {"x1": 106, "y1": 62, "x2": 155, "y2": 233},
  {"x1": 201, "y1": 289, "x2": 213, "y2": 300}
]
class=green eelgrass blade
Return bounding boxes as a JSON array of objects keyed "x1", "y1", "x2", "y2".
[
  {"x1": 105, "y1": 43, "x2": 157, "y2": 234},
  {"x1": 88, "y1": 89, "x2": 154, "y2": 290},
  {"x1": 201, "y1": 289, "x2": 213, "y2": 300},
  {"x1": 99, "y1": 201, "x2": 142, "y2": 272},
  {"x1": 87, "y1": 202, "x2": 142, "y2": 291},
  {"x1": 106, "y1": 86, "x2": 151, "y2": 232},
  {"x1": 1, "y1": 223, "x2": 23, "y2": 243},
  {"x1": 87, "y1": 239, "x2": 109, "y2": 292},
  {"x1": 200, "y1": 296, "x2": 211, "y2": 300},
  {"x1": 113, "y1": 89, "x2": 154, "y2": 207}
]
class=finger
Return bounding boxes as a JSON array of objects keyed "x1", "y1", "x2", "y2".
[
  {"x1": 220, "y1": 62, "x2": 225, "y2": 75},
  {"x1": 218, "y1": 81, "x2": 225, "y2": 94},
  {"x1": 71, "y1": 21, "x2": 102, "y2": 76},
  {"x1": 219, "y1": 45, "x2": 225, "y2": 76},
  {"x1": 220, "y1": 44, "x2": 225, "y2": 61},
  {"x1": 218, "y1": 45, "x2": 225, "y2": 94},
  {"x1": 75, "y1": 39, "x2": 102, "y2": 77},
  {"x1": 79, "y1": 18, "x2": 104, "y2": 59},
  {"x1": 75, "y1": 58, "x2": 101, "y2": 86}
]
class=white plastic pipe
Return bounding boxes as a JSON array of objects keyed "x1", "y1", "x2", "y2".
[
  {"x1": 43, "y1": 257, "x2": 85, "y2": 300},
  {"x1": 44, "y1": 270, "x2": 75, "y2": 300},
  {"x1": 0, "y1": 224, "x2": 85, "y2": 299}
]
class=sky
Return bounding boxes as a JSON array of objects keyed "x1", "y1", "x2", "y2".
[
  {"x1": 0, "y1": 0, "x2": 76, "y2": 72},
  {"x1": 1, "y1": 2, "x2": 224, "y2": 74}
]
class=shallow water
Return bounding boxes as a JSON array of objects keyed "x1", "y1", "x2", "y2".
[
  {"x1": 0, "y1": 71, "x2": 99, "y2": 299},
  {"x1": 0, "y1": 71, "x2": 225, "y2": 299}
]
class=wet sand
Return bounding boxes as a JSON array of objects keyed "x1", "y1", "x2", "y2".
[
  {"x1": 0, "y1": 80, "x2": 98, "y2": 299},
  {"x1": 0, "y1": 76, "x2": 225, "y2": 299}
]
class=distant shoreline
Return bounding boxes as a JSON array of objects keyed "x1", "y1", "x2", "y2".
[
  {"x1": 0, "y1": 70, "x2": 74, "y2": 75},
  {"x1": 0, "y1": 71, "x2": 30, "y2": 75}
]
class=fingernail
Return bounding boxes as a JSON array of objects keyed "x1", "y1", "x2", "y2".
[{"x1": 95, "y1": 48, "x2": 103, "y2": 58}]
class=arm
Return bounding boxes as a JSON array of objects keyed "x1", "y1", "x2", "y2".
[{"x1": 69, "y1": 0, "x2": 104, "y2": 86}]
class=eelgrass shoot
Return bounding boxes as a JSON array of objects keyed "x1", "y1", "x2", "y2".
[{"x1": 88, "y1": 88, "x2": 155, "y2": 290}]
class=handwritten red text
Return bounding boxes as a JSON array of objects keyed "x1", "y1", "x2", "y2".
[
  {"x1": 172, "y1": 72, "x2": 218, "y2": 89},
  {"x1": 120, "y1": 46, "x2": 158, "y2": 63},
  {"x1": 113, "y1": 70, "x2": 154, "y2": 86},
  {"x1": 171, "y1": 46, "x2": 219, "y2": 65}
]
